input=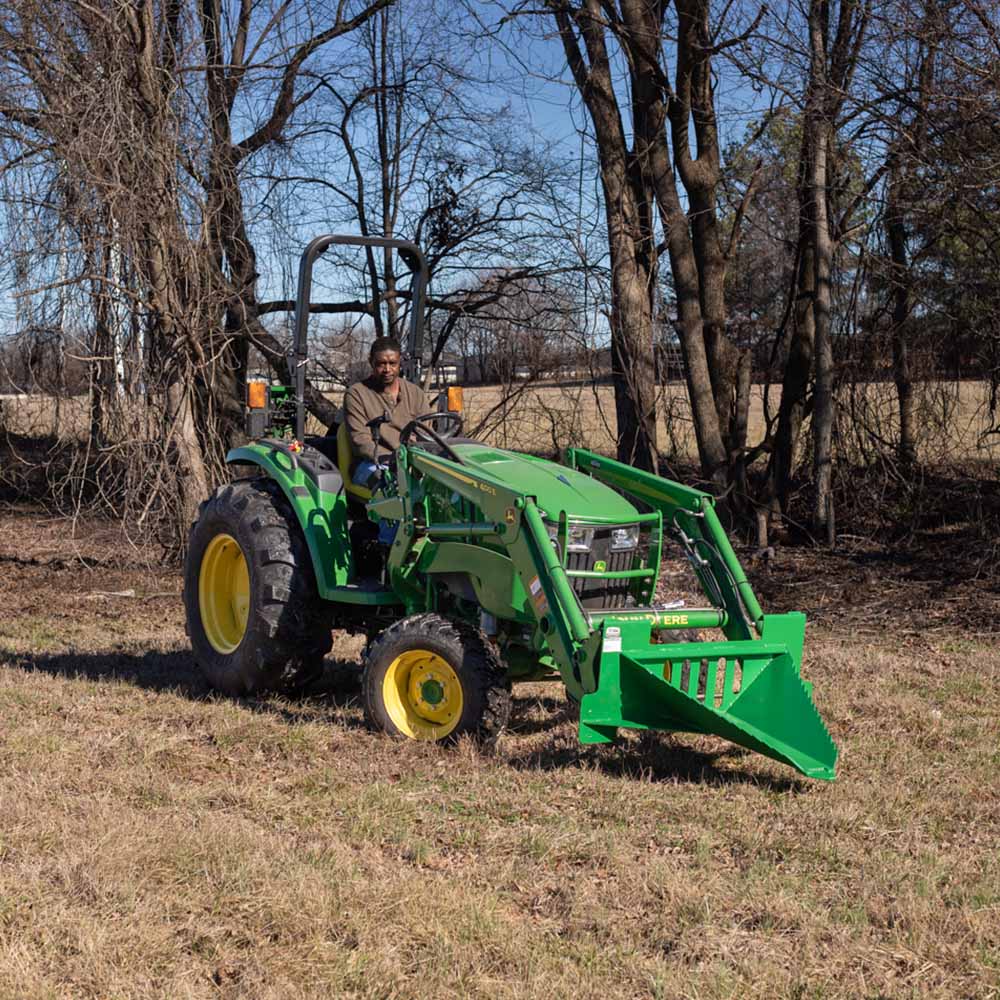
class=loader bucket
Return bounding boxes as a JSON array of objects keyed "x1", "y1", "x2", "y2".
[{"x1": 578, "y1": 613, "x2": 838, "y2": 781}]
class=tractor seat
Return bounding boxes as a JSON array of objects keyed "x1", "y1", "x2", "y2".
[
  {"x1": 302, "y1": 434, "x2": 340, "y2": 465},
  {"x1": 335, "y1": 422, "x2": 372, "y2": 502},
  {"x1": 305, "y1": 425, "x2": 371, "y2": 502}
]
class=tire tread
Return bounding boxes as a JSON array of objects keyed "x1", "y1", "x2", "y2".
[
  {"x1": 184, "y1": 478, "x2": 334, "y2": 695},
  {"x1": 362, "y1": 613, "x2": 511, "y2": 745}
]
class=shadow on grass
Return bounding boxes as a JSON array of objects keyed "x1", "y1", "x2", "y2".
[
  {"x1": 6, "y1": 648, "x2": 809, "y2": 789},
  {"x1": 505, "y1": 735, "x2": 809, "y2": 792},
  {"x1": 4, "y1": 647, "x2": 367, "y2": 728},
  {"x1": 506, "y1": 693, "x2": 809, "y2": 792}
]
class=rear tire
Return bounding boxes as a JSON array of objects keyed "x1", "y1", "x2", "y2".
[
  {"x1": 363, "y1": 614, "x2": 511, "y2": 745},
  {"x1": 184, "y1": 478, "x2": 334, "y2": 695}
]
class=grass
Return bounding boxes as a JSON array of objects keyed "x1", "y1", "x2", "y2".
[
  {"x1": 0, "y1": 509, "x2": 998, "y2": 998},
  {"x1": 461, "y1": 380, "x2": 1000, "y2": 465},
  {"x1": 4, "y1": 380, "x2": 999, "y2": 465}
]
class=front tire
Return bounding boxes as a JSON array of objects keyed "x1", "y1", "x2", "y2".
[
  {"x1": 363, "y1": 614, "x2": 511, "y2": 744},
  {"x1": 184, "y1": 478, "x2": 333, "y2": 695}
]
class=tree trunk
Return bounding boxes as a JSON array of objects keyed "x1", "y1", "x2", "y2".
[
  {"x1": 767, "y1": 229, "x2": 816, "y2": 523},
  {"x1": 655, "y1": 176, "x2": 728, "y2": 488},
  {"x1": 619, "y1": 0, "x2": 729, "y2": 487},
  {"x1": 550, "y1": 0, "x2": 659, "y2": 471},
  {"x1": 687, "y1": 180, "x2": 746, "y2": 464},
  {"x1": 608, "y1": 248, "x2": 658, "y2": 468},
  {"x1": 884, "y1": 0, "x2": 941, "y2": 477},
  {"x1": 809, "y1": 3, "x2": 835, "y2": 538},
  {"x1": 763, "y1": 0, "x2": 839, "y2": 538},
  {"x1": 166, "y1": 378, "x2": 210, "y2": 532},
  {"x1": 885, "y1": 157, "x2": 917, "y2": 471},
  {"x1": 732, "y1": 349, "x2": 752, "y2": 495},
  {"x1": 88, "y1": 241, "x2": 112, "y2": 447}
]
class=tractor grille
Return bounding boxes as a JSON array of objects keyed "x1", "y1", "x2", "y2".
[{"x1": 566, "y1": 525, "x2": 646, "y2": 610}]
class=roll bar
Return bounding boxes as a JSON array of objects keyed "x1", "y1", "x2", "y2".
[{"x1": 291, "y1": 234, "x2": 429, "y2": 440}]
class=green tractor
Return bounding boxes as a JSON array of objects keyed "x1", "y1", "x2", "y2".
[{"x1": 184, "y1": 235, "x2": 838, "y2": 781}]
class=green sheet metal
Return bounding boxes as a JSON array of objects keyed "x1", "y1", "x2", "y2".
[
  {"x1": 226, "y1": 443, "x2": 351, "y2": 596},
  {"x1": 452, "y1": 444, "x2": 641, "y2": 523}
]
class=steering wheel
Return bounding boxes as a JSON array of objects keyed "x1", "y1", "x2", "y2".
[{"x1": 400, "y1": 412, "x2": 465, "y2": 464}]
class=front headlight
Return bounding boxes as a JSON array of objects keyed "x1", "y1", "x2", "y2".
[
  {"x1": 566, "y1": 524, "x2": 595, "y2": 552},
  {"x1": 610, "y1": 525, "x2": 639, "y2": 550},
  {"x1": 546, "y1": 521, "x2": 595, "y2": 552}
]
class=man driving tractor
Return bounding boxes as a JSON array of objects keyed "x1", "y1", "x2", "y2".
[
  {"x1": 182, "y1": 232, "x2": 837, "y2": 779},
  {"x1": 343, "y1": 335, "x2": 427, "y2": 487}
]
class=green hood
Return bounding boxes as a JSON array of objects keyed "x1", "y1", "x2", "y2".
[{"x1": 451, "y1": 444, "x2": 641, "y2": 523}]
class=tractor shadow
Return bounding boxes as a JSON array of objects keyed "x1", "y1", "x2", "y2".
[
  {"x1": 506, "y1": 693, "x2": 807, "y2": 792},
  {"x1": 7, "y1": 650, "x2": 804, "y2": 790},
  {"x1": 507, "y1": 693, "x2": 573, "y2": 733},
  {"x1": 6, "y1": 648, "x2": 368, "y2": 729},
  {"x1": 505, "y1": 736, "x2": 808, "y2": 792}
]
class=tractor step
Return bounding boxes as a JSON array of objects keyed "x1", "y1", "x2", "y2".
[
  {"x1": 578, "y1": 617, "x2": 837, "y2": 781},
  {"x1": 328, "y1": 583, "x2": 401, "y2": 606}
]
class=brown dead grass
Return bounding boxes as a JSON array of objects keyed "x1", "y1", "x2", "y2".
[
  {"x1": 5, "y1": 380, "x2": 999, "y2": 465},
  {"x1": 462, "y1": 381, "x2": 1000, "y2": 465},
  {"x1": 0, "y1": 505, "x2": 998, "y2": 999}
]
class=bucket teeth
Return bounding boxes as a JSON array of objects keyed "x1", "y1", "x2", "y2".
[{"x1": 720, "y1": 656, "x2": 838, "y2": 780}]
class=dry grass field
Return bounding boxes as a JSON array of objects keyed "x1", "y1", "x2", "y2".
[
  {"x1": 0, "y1": 505, "x2": 997, "y2": 999},
  {"x1": 3, "y1": 380, "x2": 998, "y2": 465},
  {"x1": 461, "y1": 381, "x2": 1000, "y2": 465}
]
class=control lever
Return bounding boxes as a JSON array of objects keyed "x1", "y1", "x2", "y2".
[{"x1": 365, "y1": 414, "x2": 390, "y2": 488}]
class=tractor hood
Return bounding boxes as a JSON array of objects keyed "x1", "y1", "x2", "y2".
[{"x1": 449, "y1": 444, "x2": 641, "y2": 523}]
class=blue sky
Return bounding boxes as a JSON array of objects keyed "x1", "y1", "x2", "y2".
[{"x1": 0, "y1": 0, "x2": 778, "y2": 348}]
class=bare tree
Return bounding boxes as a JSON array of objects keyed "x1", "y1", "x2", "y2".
[
  {"x1": 284, "y1": 0, "x2": 583, "y2": 388},
  {"x1": 0, "y1": 0, "x2": 390, "y2": 537},
  {"x1": 756, "y1": 0, "x2": 869, "y2": 540},
  {"x1": 449, "y1": 272, "x2": 587, "y2": 384},
  {"x1": 879, "y1": 0, "x2": 942, "y2": 472},
  {"x1": 489, "y1": 0, "x2": 767, "y2": 491}
]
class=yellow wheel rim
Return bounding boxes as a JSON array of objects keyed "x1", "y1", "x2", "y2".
[
  {"x1": 198, "y1": 533, "x2": 250, "y2": 654},
  {"x1": 382, "y1": 649, "x2": 464, "y2": 740}
]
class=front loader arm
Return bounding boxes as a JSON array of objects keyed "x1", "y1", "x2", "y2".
[{"x1": 566, "y1": 448, "x2": 762, "y2": 640}]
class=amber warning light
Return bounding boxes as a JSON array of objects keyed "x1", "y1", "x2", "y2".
[
  {"x1": 246, "y1": 377, "x2": 268, "y2": 409},
  {"x1": 447, "y1": 386, "x2": 463, "y2": 412}
]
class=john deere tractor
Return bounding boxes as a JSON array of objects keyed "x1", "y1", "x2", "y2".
[{"x1": 183, "y1": 235, "x2": 838, "y2": 780}]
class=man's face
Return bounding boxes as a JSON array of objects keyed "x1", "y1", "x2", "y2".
[{"x1": 370, "y1": 349, "x2": 401, "y2": 388}]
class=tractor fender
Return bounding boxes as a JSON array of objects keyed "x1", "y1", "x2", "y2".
[{"x1": 226, "y1": 444, "x2": 351, "y2": 595}]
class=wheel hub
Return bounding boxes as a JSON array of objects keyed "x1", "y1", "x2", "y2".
[
  {"x1": 382, "y1": 649, "x2": 463, "y2": 740},
  {"x1": 198, "y1": 533, "x2": 250, "y2": 654},
  {"x1": 419, "y1": 678, "x2": 445, "y2": 706}
]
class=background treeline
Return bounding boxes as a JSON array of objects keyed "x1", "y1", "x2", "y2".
[{"x1": 0, "y1": 0, "x2": 997, "y2": 553}]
